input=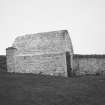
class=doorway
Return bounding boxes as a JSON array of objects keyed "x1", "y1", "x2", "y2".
[{"x1": 66, "y1": 52, "x2": 72, "y2": 77}]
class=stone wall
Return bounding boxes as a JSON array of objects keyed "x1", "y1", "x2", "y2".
[
  {"x1": 12, "y1": 30, "x2": 73, "y2": 55},
  {"x1": 73, "y1": 55, "x2": 105, "y2": 76},
  {"x1": 14, "y1": 53, "x2": 67, "y2": 76},
  {"x1": 0, "y1": 55, "x2": 7, "y2": 72}
]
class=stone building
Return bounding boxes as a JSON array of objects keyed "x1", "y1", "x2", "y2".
[{"x1": 6, "y1": 30, "x2": 73, "y2": 77}]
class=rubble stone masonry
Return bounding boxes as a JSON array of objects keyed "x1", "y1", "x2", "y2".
[
  {"x1": 73, "y1": 55, "x2": 105, "y2": 76},
  {"x1": 6, "y1": 30, "x2": 73, "y2": 77}
]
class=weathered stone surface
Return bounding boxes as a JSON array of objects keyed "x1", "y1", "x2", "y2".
[
  {"x1": 73, "y1": 55, "x2": 105, "y2": 76},
  {"x1": 6, "y1": 30, "x2": 73, "y2": 77},
  {"x1": 6, "y1": 30, "x2": 105, "y2": 77},
  {"x1": 12, "y1": 30, "x2": 73, "y2": 55},
  {"x1": 14, "y1": 53, "x2": 67, "y2": 76}
]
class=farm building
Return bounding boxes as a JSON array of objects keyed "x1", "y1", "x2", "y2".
[{"x1": 6, "y1": 30, "x2": 73, "y2": 77}]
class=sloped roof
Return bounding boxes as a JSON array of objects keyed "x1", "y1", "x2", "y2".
[{"x1": 12, "y1": 30, "x2": 73, "y2": 55}]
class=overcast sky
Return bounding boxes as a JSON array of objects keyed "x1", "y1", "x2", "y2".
[{"x1": 0, "y1": 0, "x2": 105, "y2": 54}]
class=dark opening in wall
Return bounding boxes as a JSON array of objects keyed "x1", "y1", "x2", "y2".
[{"x1": 66, "y1": 52, "x2": 72, "y2": 77}]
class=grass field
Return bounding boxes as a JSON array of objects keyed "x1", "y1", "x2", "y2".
[{"x1": 0, "y1": 73, "x2": 105, "y2": 105}]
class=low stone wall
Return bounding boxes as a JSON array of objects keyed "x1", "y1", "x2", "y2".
[
  {"x1": 0, "y1": 55, "x2": 7, "y2": 72},
  {"x1": 73, "y1": 54, "x2": 105, "y2": 76}
]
